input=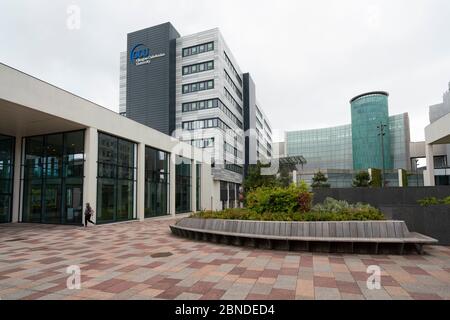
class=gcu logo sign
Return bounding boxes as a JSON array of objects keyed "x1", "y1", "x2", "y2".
[
  {"x1": 130, "y1": 44, "x2": 150, "y2": 62},
  {"x1": 130, "y1": 44, "x2": 166, "y2": 66}
]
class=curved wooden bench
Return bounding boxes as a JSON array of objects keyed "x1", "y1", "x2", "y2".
[{"x1": 170, "y1": 218, "x2": 438, "y2": 254}]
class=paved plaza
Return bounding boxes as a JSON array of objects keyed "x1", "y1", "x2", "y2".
[{"x1": 0, "y1": 217, "x2": 449, "y2": 300}]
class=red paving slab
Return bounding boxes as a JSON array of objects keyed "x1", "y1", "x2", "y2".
[{"x1": 0, "y1": 218, "x2": 449, "y2": 300}]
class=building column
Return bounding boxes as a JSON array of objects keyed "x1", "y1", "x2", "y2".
[
  {"x1": 425, "y1": 143, "x2": 435, "y2": 186},
  {"x1": 83, "y1": 128, "x2": 98, "y2": 223},
  {"x1": 169, "y1": 153, "x2": 176, "y2": 217},
  {"x1": 137, "y1": 143, "x2": 145, "y2": 221},
  {"x1": 191, "y1": 160, "x2": 197, "y2": 213},
  {"x1": 398, "y1": 169, "x2": 404, "y2": 187},
  {"x1": 292, "y1": 169, "x2": 297, "y2": 185},
  {"x1": 11, "y1": 136, "x2": 22, "y2": 223}
]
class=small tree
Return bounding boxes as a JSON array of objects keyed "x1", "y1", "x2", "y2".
[
  {"x1": 369, "y1": 168, "x2": 382, "y2": 187},
  {"x1": 243, "y1": 161, "x2": 277, "y2": 192},
  {"x1": 353, "y1": 171, "x2": 370, "y2": 187},
  {"x1": 277, "y1": 166, "x2": 292, "y2": 187},
  {"x1": 311, "y1": 171, "x2": 330, "y2": 188}
]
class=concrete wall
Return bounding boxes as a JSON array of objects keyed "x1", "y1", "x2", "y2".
[{"x1": 381, "y1": 205, "x2": 450, "y2": 245}]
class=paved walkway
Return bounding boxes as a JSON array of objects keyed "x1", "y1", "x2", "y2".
[{"x1": 0, "y1": 218, "x2": 449, "y2": 300}]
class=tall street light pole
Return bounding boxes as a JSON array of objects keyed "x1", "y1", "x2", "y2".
[
  {"x1": 414, "y1": 158, "x2": 419, "y2": 187},
  {"x1": 377, "y1": 122, "x2": 387, "y2": 187}
]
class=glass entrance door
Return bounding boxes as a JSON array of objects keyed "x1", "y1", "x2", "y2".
[
  {"x1": 64, "y1": 185, "x2": 83, "y2": 224},
  {"x1": 23, "y1": 183, "x2": 42, "y2": 223},
  {"x1": 42, "y1": 181, "x2": 62, "y2": 223}
]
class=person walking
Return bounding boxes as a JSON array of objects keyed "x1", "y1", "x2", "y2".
[{"x1": 84, "y1": 203, "x2": 95, "y2": 227}]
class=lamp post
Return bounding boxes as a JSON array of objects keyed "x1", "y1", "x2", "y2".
[
  {"x1": 377, "y1": 122, "x2": 387, "y2": 187},
  {"x1": 414, "y1": 158, "x2": 419, "y2": 187}
]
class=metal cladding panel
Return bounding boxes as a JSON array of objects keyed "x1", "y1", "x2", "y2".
[{"x1": 126, "y1": 23, "x2": 180, "y2": 135}]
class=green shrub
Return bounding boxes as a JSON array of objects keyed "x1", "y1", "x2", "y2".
[
  {"x1": 246, "y1": 184, "x2": 313, "y2": 214},
  {"x1": 297, "y1": 191, "x2": 313, "y2": 213},
  {"x1": 418, "y1": 196, "x2": 450, "y2": 206},
  {"x1": 353, "y1": 171, "x2": 370, "y2": 187},
  {"x1": 370, "y1": 168, "x2": 382, "y2": 188},
  {"x1": 311, "y1": 197, "x2": 383, "y2": 219},
  {"x1": 311, "y1": 171, "x2": 331, "y2": 188},
  {"x1": 191, "y1": 207, "x2": 384, "y2": 222},
  {"x1": 443, "y1": 196, "x2": 450, "y2": 205}
]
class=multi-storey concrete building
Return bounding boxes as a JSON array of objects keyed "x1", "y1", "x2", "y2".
[
  {"x1": 119, "y1": 51, "x2": 127, "y2": 116},
  {"x1": 416, "y1": 82, "x2": 450, "y2": 186},
  {"x1": 122, "y1": 22, "x2": 272, "y2": 209}
]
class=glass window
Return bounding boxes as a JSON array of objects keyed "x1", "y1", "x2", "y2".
[
  {"x1": 97, "y1": 133, "x2": 136, "y2": 223},
  {"x1": 176, "y1": 156, "x2": 191, "y2": 214},
  {"x1": 0, "y1": 135, "x2": 14, "y2": 223},
  {"x1": 22, "y1": 130, "x2": 84, "y2": 225},
  {"x1": 145, "y1": 147, "x2": 169, "y2": 218}
]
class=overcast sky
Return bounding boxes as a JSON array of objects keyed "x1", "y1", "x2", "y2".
[{"x1": 1, "y1": 0, "x2": 449, "y2": 142}]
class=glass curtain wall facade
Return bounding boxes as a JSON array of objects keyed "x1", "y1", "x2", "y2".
[
  {"x1": 351, "y1": 92, "x2": 392, "y2": 170},
  {"x1": 175, "y1": 156, "x2": 191, "y2": 213},
  {"x1": 286, "y1": 125, "x2": 353, "y2": 170},
  {"x1": 389, "y1": 113, "x2": 410, "y2": 170},
  {"x1": 22, "y1": 130, "x2": 85, "y2": 224},
  {"x1": 97, "y1": 133, "x2": 136, "y2": 223},
  {"x1": 0, "y1": 135, "x2": 14, "y2": 223},
  {"x1": 145, "y1": 147, "x2": 169, "y2": 218}
]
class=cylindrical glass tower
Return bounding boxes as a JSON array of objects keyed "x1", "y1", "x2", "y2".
[{"x1": 350, "y1": 91, "x2": 392, "y2": 170}]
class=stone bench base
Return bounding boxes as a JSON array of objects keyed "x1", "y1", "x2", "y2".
[{"x1": 170, "y1": 218, "x2": 438, "y2": 255}]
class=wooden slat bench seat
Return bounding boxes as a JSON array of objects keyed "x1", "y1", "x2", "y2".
[{"x1": 170, "y1": 218, "x2": 438, "y2": 255}]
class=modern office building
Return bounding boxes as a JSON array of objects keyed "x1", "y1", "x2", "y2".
[
  {"x1": 121, "y1": 22, "x2": 272, "y2": 209},
  {"x1": 285, "y1": 91, "x2": 411, "y2": 187},
  {"x1": 417, "y1": 82, "x2": 450, "y2": 186},
  {"x1": 351, "y1": 91, "x2": 392, "y2": 170},
  {"x1": 286, "y1": 124, "x2": 353, "y2": 171},
  {"x1": 0, "y1": 62, "x2": 217, "y2": 225}
]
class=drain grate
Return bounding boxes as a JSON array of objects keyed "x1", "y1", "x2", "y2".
[
  {"x1": 150, "y1": 252, "x2": 173, "y2": 258},
  {"x1": 5, "y1": 238, "x2": 26, "y2": 242}
]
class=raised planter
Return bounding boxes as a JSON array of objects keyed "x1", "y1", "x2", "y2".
[
  {"x1": 170, "y1": 218, "x2": 438, "y2": 254},
  {"x1": 381, "y1": 204, "x2": 450, "y2": 245}
]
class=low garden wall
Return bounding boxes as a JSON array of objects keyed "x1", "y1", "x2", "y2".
[
  {"x1": 313, "y1": 186, "x2": 450, "y2": 207},
  {"x1": 380, "y1": 205, "x2": 450, "y2": 245}
]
